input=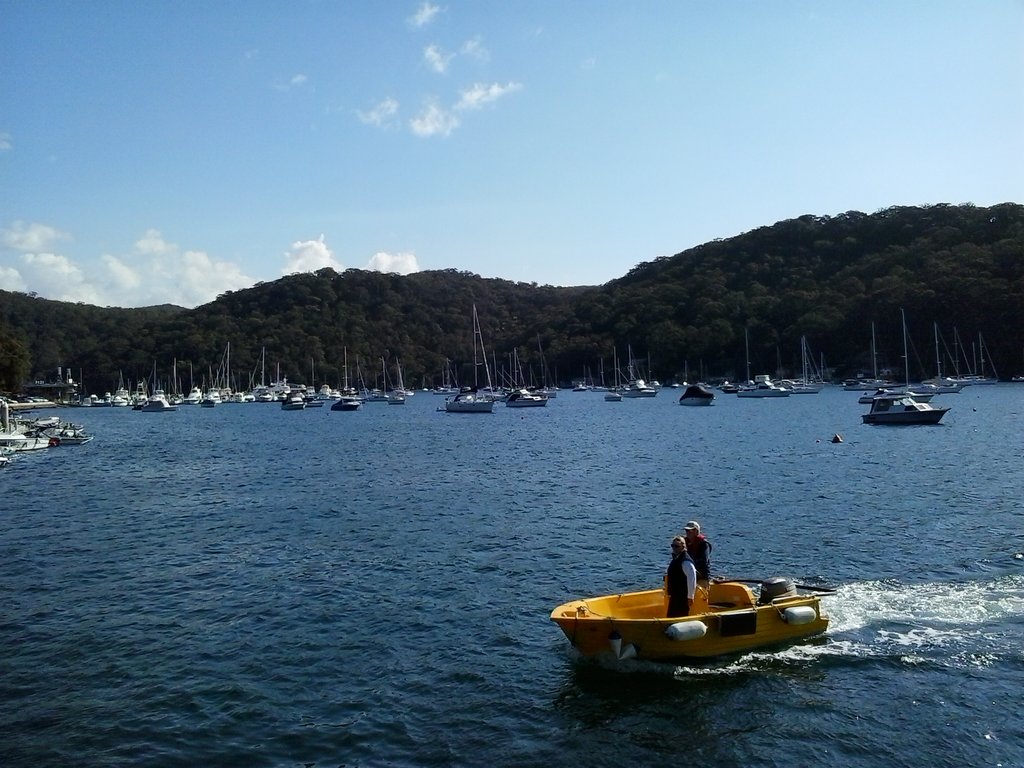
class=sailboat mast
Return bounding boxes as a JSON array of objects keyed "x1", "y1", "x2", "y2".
[
  {"x1": 472, "y1": 305, "x2": 480, "y2": 388},
  {"x1": 901, "y1": 308, "x2": 909, "y2": 387},
  {"x1": 871, "y1": 322, "x2": 878, "y2": 380},
  {"x1": 744, "y1": 329, "x2": 751, "y2": 383}
]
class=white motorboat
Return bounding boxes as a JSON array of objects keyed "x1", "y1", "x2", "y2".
[
  {"x1": 139, "y1": 391, "x2": 178, "y2": 412},
  {"x1": 330, "y1": 396, "x2": 362, "y2": 411},
  {"x1": 737, "y1": 375, "x2": 790, "y2": 398},
  {"x1": 505, "y1": 389, "x2": 547, "y2": 407},
  {"x1": 44, "y1": 425, "x2": 94, "y2": 444},
  {"x1": 0, "y1": 432, "x2": 56, "y2": 451},
  {"x1": 861, "y1": 393, "x2": 949, "y2": 424},
  {"x1": 857, "y1": 387, "x2": 934, "y2": 404},
  {"x1": 200, "y1": 388, "x2": 221, "y2": 407},
  {"x1": 0, "y1": 401, "x2": 58, "y2": 450},
  {"x1": 281, "y1": 394, "x2": 306, "y2": 410}
]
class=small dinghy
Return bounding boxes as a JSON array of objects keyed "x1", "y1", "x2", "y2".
[{"x1": 550, "y1": 577, "x2": 834, "y2": 661}]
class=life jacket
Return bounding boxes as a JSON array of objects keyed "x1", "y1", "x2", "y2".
[{"x1": 689, "y1": 535, "x2": 712, "y2": 579}]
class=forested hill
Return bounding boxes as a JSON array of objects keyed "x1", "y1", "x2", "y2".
[{"x1": 1, "y1": 202, "x2": 1022, "y2": 394}]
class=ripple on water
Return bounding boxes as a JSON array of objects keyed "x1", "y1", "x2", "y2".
[{"x1": 3, "y1": 390, "x2": 1024, "y2": 767}]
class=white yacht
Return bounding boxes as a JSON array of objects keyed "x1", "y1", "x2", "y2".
[
  {"x1": 505, "y1": 389, "x2": 548, "y2": 407},
  {"x1": 737, "y1": 375, "x2": 790, "y2": 398},
  {"x1": 139, "y1": 390, "x2": 178, "y2": 412}
]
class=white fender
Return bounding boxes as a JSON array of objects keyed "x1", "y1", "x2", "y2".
[
  {"x1": 664, "y1": 620, "x2": 708, "y2": 641},
  {"x1": 609, "y1": 632, "x2": 623, "y2": 657},
  {"x1": 783, "y1": 605, "x2": 818, "y2": 625},
  {"x1": 608, "y1": 631, "x2": 637, "y2": 659}
]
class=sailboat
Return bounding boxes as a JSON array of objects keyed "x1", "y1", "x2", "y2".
[
  {"x1": 786, "y1": 337, "x2": 823, "y2": 394},
  {"x1": 331, "y1": 347, "x2": 362, "y2": 410},
  {"x1": 432, "y1": 358, "x2": 460, "y2": 396},
  {"x1": 445, "y1": 304, "x2": 496, "y2": 413},
  {"x1": 919, "y1": 324, "x2": 964, "y2": 393},
  {"x1": 737, "y1": 329, "x2": 789, "y2": 397},
  {"x1": 843, "y1": 324, "x2": 892, "y2": 390},
  {"x1": 388, "y1": 359, "x2": 408, "y2": 404},
  {"x1": 620, "y1": 345, "x2": 657, "y2": 397},
  {"x1": 861, "y1": 309, "x2": 949, "y2": 424},
  {"x1": 963, "y1": 332, "x2": 999, "y2": 384},
  {"x1": 604, "y1": 348, "x2": 623, "y2": 402},
  {"x1": 536, "y1": 336, "x2": 558, "y2": 398}
]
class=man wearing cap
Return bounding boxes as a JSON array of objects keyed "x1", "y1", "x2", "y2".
[{"x1": 683, "y1": 521, "x2": 712, "y2": 581}]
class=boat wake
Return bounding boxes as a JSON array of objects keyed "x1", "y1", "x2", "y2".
[{"x1": 664, "y1": 574, "x2": 1024, "y2": 677}]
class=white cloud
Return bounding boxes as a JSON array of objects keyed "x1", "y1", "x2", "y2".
[
  {"x1": 2, "y1": 221, "x2": 70, "y2": 252},
  {"x1": 174, "y1": 250, "x2": 252, "y2": 306},
  {"x1": 0, "y1": 264, "x2": 26, "y2": 292},
  {"x1": 455, "y1": 81, "x2": 523, "y2": 111},
  {"x1": 424, "y1": 44, "x2": 454, "y2": 74},
  {"x1": 103, "y1": 230, "x2": 252, "y2": 306},
  {"x1": 100, "y1": 254, "x2": 143, "y2": 291},
  {"x1": 460, "y1": 38, "x2": 489, "y2": 62},
  {"x1": 357, "y1": 97, "x2": 400, "y2": 127},
  {"x1": 408, "y1": 2, "x2": 441, "y2": 27},
  {"x1": 0, "y1": 224, "x2": 254, "y2": 307},
  {"x1": 272, "y1": 73, "x2": 309, "y2": 91},
  {"x1": 366, "y1": 251, "x2": 420, "y2": 275},
  {"x1": 134, "y1": 228, "x2": 177, "y2": 256},
  {"x1": 0, "y1": 132, "x2": 11, "y2": 151},
  {"x1": 410, "y1": 101, "x2": 459, "y2": 137},
  {"x1": 17, "y1": 251, "x2": 102, "y2": 305},
  {"x1": 282, "y1": 234, "x2": 345, "y2": 275}
]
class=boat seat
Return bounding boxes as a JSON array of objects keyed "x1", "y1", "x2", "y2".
[{"x1": 707, "y1": 582, "x2": 756, "y2": 609}]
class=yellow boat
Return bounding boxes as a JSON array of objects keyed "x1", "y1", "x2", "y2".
[{"x1": 550, "y1": 577, "x2": 833, "y2": 661}]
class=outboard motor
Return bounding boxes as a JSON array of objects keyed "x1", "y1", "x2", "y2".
[{"x1": 758, "y1": 576, "x2": 797, "y2": 604}]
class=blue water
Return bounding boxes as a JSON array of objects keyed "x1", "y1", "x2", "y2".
[{"x1": 3, "y1": 387, "x2": 1024, "y2": 767}]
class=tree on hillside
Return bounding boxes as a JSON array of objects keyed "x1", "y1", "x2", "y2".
[{"x1": 0, "y1": 325, "x2": 31, "y2": 392}]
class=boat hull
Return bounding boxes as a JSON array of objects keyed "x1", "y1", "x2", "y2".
[
  {"x1": 506, "y1": 397, "x2": 547, "y2": 407},
  {"x1": 330, "y1": 398, "x2": 362, "y2": 411},
  {"x1": 862, "y1": 409, "x2": 948, "y2": 424},
  {"x1": 551, "y1": 582, "x2": 829, "y2": 661},
  {"x1": 444, "y1": 393, "x2": 495, "y2": 413},
  {"x1": 861, "y1": 394, "x2": 948, "y2": 424}
]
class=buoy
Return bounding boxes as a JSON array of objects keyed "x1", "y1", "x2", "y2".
[
  {"x1": 831, "y1": 433, "x2": 843, "y2": 443},
  {"x1": 665, "y1": 620, "x2": 708, "y2": 641},
  {"x1": 782, "y1": 605, "x2": 818, "y2": 625}
]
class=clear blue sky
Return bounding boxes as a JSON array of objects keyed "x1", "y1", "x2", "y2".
[{"x1": 2, "y1": 1, "x2": 1021, "y2": 308}]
